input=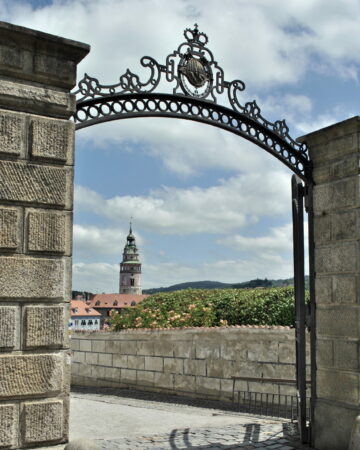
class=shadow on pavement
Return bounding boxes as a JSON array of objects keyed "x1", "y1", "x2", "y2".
[{"x1": 165, "y1": 422, "x2": 312, "y2": 449}]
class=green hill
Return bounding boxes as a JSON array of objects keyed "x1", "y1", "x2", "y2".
[{"x1": 143, "y1": 276, "x2": 309, "y2": 294}]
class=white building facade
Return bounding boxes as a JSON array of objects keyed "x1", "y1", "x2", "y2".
[{"x1": 69, "y1": 300, "x2": 101, "y2": 331}]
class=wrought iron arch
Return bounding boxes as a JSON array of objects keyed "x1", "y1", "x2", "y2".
[{"x1": 74, "y1": 24, "x2": 312, "y2": 182}]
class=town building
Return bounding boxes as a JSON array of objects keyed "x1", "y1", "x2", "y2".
[
  {"x1": 68, "y1": 300, "x2": 101, "y2": 331},
  {"x1": 87, "y1": 293, "x2": 149, "y2": 327},
  {"x1": 119, "y1": 223, "x2": 142, "y2": 294}
]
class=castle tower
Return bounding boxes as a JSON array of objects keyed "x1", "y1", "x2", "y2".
[{"x1": 119, "y1": 224, "x2": 142, "y2": 294}]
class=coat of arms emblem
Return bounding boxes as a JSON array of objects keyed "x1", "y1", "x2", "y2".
[{"x1": 178, "y1": 51, "x2": 212, "y2": 98}]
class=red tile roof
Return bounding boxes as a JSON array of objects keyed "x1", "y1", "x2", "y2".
[
  {"x1": 88, "y1": 293, "x2": 149, "y2": 309},
  {"x1": 70, "y1": 300, "x2": 102, "y2": 317}
]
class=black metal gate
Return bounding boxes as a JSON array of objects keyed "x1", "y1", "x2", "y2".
[
  {"x1": 73, "y1": 24, "x2": 315, "y2": 444},
  {"x1": 292, "y1": 175, "x2": 310, "y2": 443}
]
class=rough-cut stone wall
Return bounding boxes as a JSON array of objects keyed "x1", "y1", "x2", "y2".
[
  {"x1": 71, "y1": 327, "x2": 309, "y2": 405},
  {"x1": 299, "y1": 117, "x2": 360, "y2": 450},
  {"x1": 0, "y1": 22, "x2": 88, "y2": 449}
]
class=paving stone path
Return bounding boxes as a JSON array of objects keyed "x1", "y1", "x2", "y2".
[
  {"x1": 93, "y1": 418, "x2": 313, "y2": 450},
  {"x1": 44, "y1": 388, "x2": 315, "y2": 450}
]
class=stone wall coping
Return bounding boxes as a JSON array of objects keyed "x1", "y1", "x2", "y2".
[
  {"x1": 0, "y1": 21, "x2": 89, "y2": 89},
  {"x1": 70, "y1": 324, "x2": 294, "y2": 339},
  {"x1": 0, "y1": 21, "x2": 89, "y2": 54}
]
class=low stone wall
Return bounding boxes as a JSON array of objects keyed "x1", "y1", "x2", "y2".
[{"x1": 71, "y1": 326, "x2": 309, "y2": 406}]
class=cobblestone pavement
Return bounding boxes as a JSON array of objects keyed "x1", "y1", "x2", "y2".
[
  {"x1": 41, "y1": 388, "x2": 314, "y2": 450},
  {"x1": 67, "y1": 388, "x2": 314, "y2": 450},
  {"x1": 93, "y1": 422, "x2": 313, "y2": 450}
]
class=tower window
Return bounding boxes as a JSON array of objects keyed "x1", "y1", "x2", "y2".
[{"x1": 130, "y1": 278, "x2": 135, "y2": 286}]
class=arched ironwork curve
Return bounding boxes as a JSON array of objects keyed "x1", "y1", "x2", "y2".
[
  {"x1": 75, "y1": 92, "x2": 310, "y2": 181},
  {"x1": 74, "y1": 24, "x2": 312, "y2": 182}
]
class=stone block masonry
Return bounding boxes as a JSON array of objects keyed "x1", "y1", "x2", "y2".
[
  {"x1": 0, "y1": 354, "x2": 63, "y2": 398},
  {"x1": 30, "y1": 117, "x2": 74, "y2": 164},
  {"x1": 24, "y1": 306, "x2": 66, "y2": 349},
  {"x1": 0, "y1": 207, "x2": 21, "y2": 250},
  {"x1": 23, "y1": 400, "x2": 64, "y2": 444},
  {"x1": 0, "y1": 307, "x2": 18, "y2": 349},
  {"x1": 71, "y1": 327, "x2": 308, "y2": 408},
  {"x1": 0, "y1": 257, "x2": 65, "y2": 299},
  {"x1": 0, "y1": 21, "x2": 89, "y2": 449},
  {"x1": 299, "y1": 116, "x2": 360, "y2": 450},
  {"x1": 0, "y1": 404, "x2": 17, "y2": 447},
  {"x1": 26, "y1": 209, "x2": 72, "y2": 255},
  {"x1": 0, "y1": 161, "x2": 73, "y2": 208},
  {"x1": 0, "y1": 109, "x2": 27, "y2": 157}
]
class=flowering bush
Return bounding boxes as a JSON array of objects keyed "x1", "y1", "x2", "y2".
[{"x1": 110, "y1": 287, "x2": 307, "y2": 331}]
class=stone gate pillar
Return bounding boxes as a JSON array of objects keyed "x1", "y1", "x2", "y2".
[
  {"x1": 300, "y1": 117, "x2": 360, "y2": 450},
  {"x1": 0, "y1": 22, "x2": 88, "y2": 448}
]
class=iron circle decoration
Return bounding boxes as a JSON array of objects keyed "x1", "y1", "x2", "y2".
[{"x1": 74, "y1": 24, "x2": 312, "y2": 183}]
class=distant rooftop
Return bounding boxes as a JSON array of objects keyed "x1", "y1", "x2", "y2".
[
  {"x1": 70, "y1": 300, "x2": 101, "y2": 317},
  {"x1": 88, "y1": 293, "x2": 149, "y2": 309}
]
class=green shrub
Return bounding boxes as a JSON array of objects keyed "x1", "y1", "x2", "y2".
[{"x1": 109, "y1": 287, "x2": 308, "y2": 331}]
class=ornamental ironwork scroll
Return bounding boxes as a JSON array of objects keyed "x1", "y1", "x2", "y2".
[{"x1": 74, "y1": 24, "x2": 311, "y2": 182}]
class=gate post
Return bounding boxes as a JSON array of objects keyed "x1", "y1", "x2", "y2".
[
  {"x1": 299, "y1": 117, "x2": 360, "y2": 450},
  {"x1": 0, "y1": 22, "x2": 88, "y2": 448}
]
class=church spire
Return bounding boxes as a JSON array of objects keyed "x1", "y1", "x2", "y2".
[{"x1": 119, "y1": 223, "x2": 142, "y2": 294}]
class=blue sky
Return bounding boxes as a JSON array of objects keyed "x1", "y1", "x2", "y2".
[{"x1": 2, "y1": 0, "x2": 360, "y2": 291}]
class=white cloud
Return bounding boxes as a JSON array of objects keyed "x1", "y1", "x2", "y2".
[
  {"x1": 260, "y1": 94, "x2": 313, "y2": 124},
  {"x1": 71, "y1": 220, "x2": 310, "y2": 290},
  {"x1": 72, "y1": 252, "x2": 296, "y2": 291},
  {"x1": 73, "y1": 262, "x2": 119, "y2": 293},
  {"x1": 72, "y1": 260, "x2": 197, "y2": 292},
  {"x1": 144, "y1": 262, "x2": 196, "y2": 288},
  {"x1": 203, "y1": 256, "x2": 294, "y2": 283},
  {"x1": 218, "y1": 223, "x2": 294, "y2": 254},
  {"x1": 258, "y1": 93, "x2": 356, "y2": 138},
  {"x1": 75, "y1": 170, "x2": 292, "y2": 235},
  {"x1": 296, "y1": 113, "x2": 348, "y2": 135},
  {"x1": 76, "y1": 117, "x2": 283, "y2": 178},
  {"x1": 218, "y1": 221, "x2": 308, "y2": 254},
  {"x1": 5, "y1": 0, "x2": 360, "y2": 88}
]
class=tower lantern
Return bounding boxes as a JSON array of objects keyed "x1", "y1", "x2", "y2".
[{"x1": 119, "y1": 223, "x2": 142, "y2": 294}]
